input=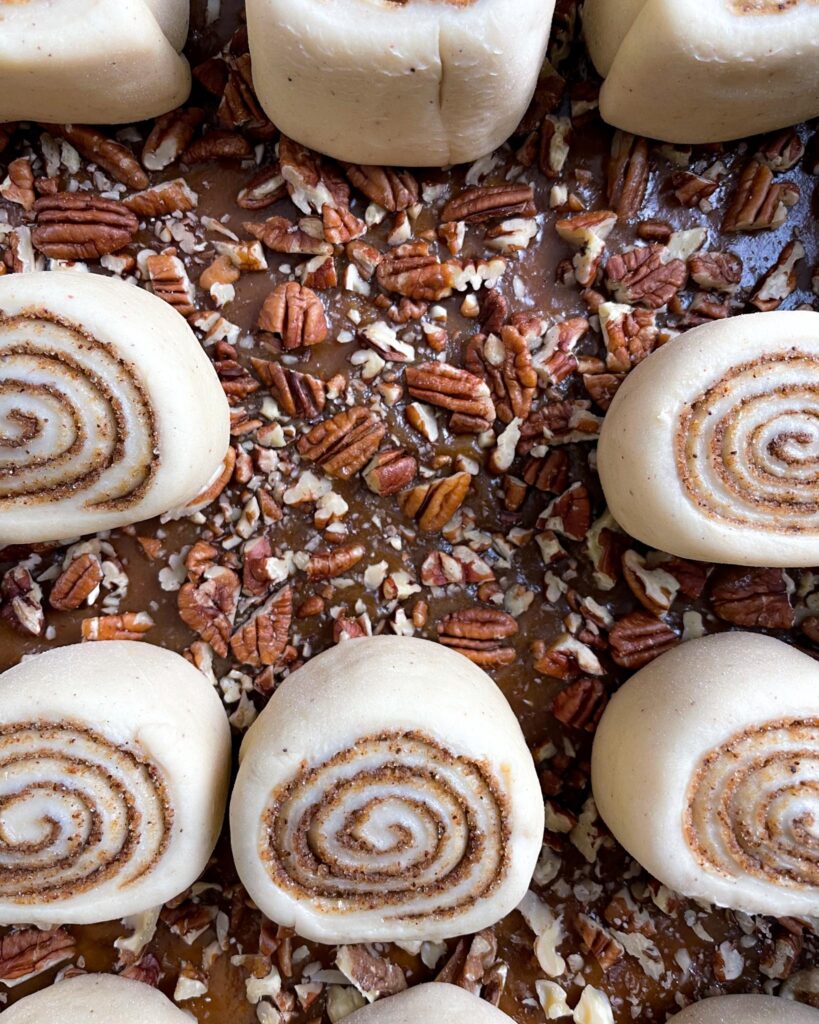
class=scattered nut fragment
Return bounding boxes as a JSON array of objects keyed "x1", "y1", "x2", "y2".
[
  {"x1": 688, "y1": 251, "x2": 743, "y2": 293},
  {"x1": 750, "y1": 239, "x2": 805, "y2": 311},
  {"x1": 44, "y1": 123, "x2": 148, "y2": 189},
  {"x1": 252, "y1": 359, "x2": 326, "y2": 419},
  {"x1": 50, "y1": 552, "x2": 103, "y2": 611},
  {"x1": 0, "y1": 157, "x2": 35, "y2": 211},
  {"x1": 237, "y1": 163, "x2": 287, "y2": 209},
  {"x1": 441, "y1": 184, "x2": 536, "y2": 224},
  {"x1": 125, "y1": 178, "x2": 198, "y2": 216},
  {"x1": 555, "y1": 210, "x2": 617, "y2": 287},
  {"x1": 306, "y1": 543, "x2": 366, "y2": 580},
  {"x1": 363, "y1": 449, "x2": 418, "y2": 496},
  {"x1": 245, "y1": 216, "x2": 333, "y2": 256},
  {"x1": 144, "y1": 250, "x2": 196, "y2": 316},
  {"x1": 345, "y1": 165, "x2": 419, "y2": 212},
  {"x1": 552, "y1": 679, "x2": 608, "y2": 732},
  {"x1": 1, "y1": 566, "x2": 44, "y2": 636},
  {"x1": 142, "y1": 107, "x2": 205, "y2": 171},
  {"x1": 406, "y1": 362, "x2": 496, "y2": 432},
  {"x1": 81, "y1": 611, "x2": 155, "y2": 641},
  {"x1": 607, "y1": 132, "x2": 649, "y2": 220}
]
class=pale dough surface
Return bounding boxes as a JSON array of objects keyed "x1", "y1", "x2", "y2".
[
  {"x1": 2, "y1": 974, "x2": 193, "y2": 1024},
  {"x1": 0, "y1": 272, "x2": 230, "y2": 545},
  {"x1": 0, "y1": 641, "x2": 231, "y2": 925},
  {"x1": 246, "y1": 0, "x2": 555, "y2": 166},
  {"x1": 597, "y1": 310, "x2": 819, "y2": 566},
  {"x1": 592, "y1": 633, "x2": 819, "y2": 917},
  {"x1": 582, "y1": 0, "x2": 819, "y2": 142},
  {"x1": 345, "y1": 984, "x2": 518, "y2": 1024},
  {"x1": 0, "y1": 0, "x2": 190, "y2": 124},
  {"x1": 231, "y1": 635, "x2": 544, "y2": 943},
  {"x1": 671, "y1": 996, "x2": 819, "y2": 1024}
]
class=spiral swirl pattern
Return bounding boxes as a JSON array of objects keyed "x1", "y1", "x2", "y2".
[
  {"x1": 261, "y1": 731, "x2": 510, "y2": 922},
  {"x1": 0, "y1": 311, "x2": 157, "y2": 511},
  {"x1": 0, "y1": 720, "x2": 172, "y2": 905},
  {"x1": 685, "y1": 717, "x2": 819, "y2": 889},
  {"x1": 676, "y1": 352, "x2": 819, "y2": 533}
]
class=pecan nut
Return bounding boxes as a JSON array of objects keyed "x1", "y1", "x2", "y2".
[
  {"x1": 465, "y1": 326, "x2": 538, "y2": 424},
  {"x1": 33, "y1": 193, "x2": 138, "y2": 259},
  {"x1": 405, "y1": 362, "x2": 496, "y2": 429},
  {"x1": 252, "y1": 358, "x2": 326, "y2": 419},
  {"x1": 608, "y1": 611, "x2": 680, "y2": 669},
  {"x1": 81, "y1": 611, "x2": 155, "y2": 641},
  {"x1": 723, "y1": 159, "x2": 800, "y2": 232},
  {"x1": 297, "y1": 407, "x2": 386, "y2": 480},
  {"x1": 607, "y1": 131, "x2": 649, "y2": 220},
  {"x1": 605, "y1": 244, "x2": 687, "y2": 309},
  {"x1": 257, "y1": 281, "x2": 328, "y2": 350},
  {"x1": 363, "y1": 448, "x2": 418, "y2": 496},
  {"x1": 438, "y1": 607, "x2": 518, "y2": 667},
  {"x1": 142, "y1": 107, "x2": 205, "y2": 171},
  {"x1": 0, "y1": 928, "x2": 75, "y2": 983},
  {"x1": 345, "y1": 165, "x2": 419, "y2": 211},
  {"x1": 178, "y1": 566, "x2": 240, "y2": 656},
  {"x1": 688, "y1": 251, "x2": 743, "y2": 293},
  {"x1": 144, "y1": 250, "x2": 196, "y2": 316},
  {"x1": 230, "y1": 586, "x2": 293, "y2": 667},
  {"x1": 552, "y1": 678, "x2": 608, "y2": 732},
  {"x1": 306, "y1": 543, "x2": 366, "y2": 580},
  {"x1": 44, "y1": 123, "x2": 148, "y2": 190},
  {"x1": 574, "y1": 914, "x2": 624, "y2": 971},
  {"x1": 245, "y1": 216, "x2": 333, "y2": 256},
  {"x1": 376, "y1": 242, "x2": 458, "y2": 301},
  {"x1": 398, "y1": 472, "x2": 471, "y2": 533},
  {"x1": 237, "y1": 163, "x2": 287, "y2": 209},
  {"x1": 50, "y1": 552, "x2": 103, "y2": 611},
  {"x1": 600, "y1": 303, "x2": 658, "y2": 372},
  {"x1": 441, "y1": 184, "x2": 536, "y2": 224},
  {"x1": 0, "y1": 565, "x2": 44, "y2": 636},
  {"x1": 709, "y1": 567, "x2": 795, "y2": 629},
  {"x1": 124, "y1": 178, "x2": 198, "y2": 217},
  {"x1": 183, "y1": 129, "x2": 253, "y2": 163},
  {"x1": 0, "y1": 156, "x2": 35, "y2": 211}
]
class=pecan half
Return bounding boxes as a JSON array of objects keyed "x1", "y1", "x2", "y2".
[
  {"x1": 306, "y1": 543, "x2": 366, "y2": 579},
  {"x1": 124, "y1": 178, "x2": 198, "y2": 217},
  {"x1": 723, "y1": 160, "x2": 799, "y2": 232},
  {"x1": 398, "y1": 472, "x2": 471, "y2": 533},
  {"x1": 438, "y1": 608, "x2": 518, "y2": 667},
  {"x1": 257, "y1": 281, "x2": 328, "y2": 350},
  {"x1": 323, "y1": 204, "x2": 366, "y2": 245},
  {"x1": 44, "y1": 123, "x2": 148, "y2": 189},
  {"x1": 297, "y1": 407, "x2": 386, "y2": 480},
  {"x1": 599, "y1": 303, "x2": 658, "y2": 372},
  {"x1": 0, "y1": 157, "x2": 35, "y2": 211},
  {"x1": 441, "y1": 184, "x2": 536, "y2": 224},
  {"x1": 217, "y1": 53, "x2": 273, "y2": 136},
  {"x1": 607, "y1": 132, "x2": 649, "y2": 220},
  {"x1": 605, "y1": 244, "x2": 687, "y2": 309},
  {"x1": 0, "y1": 928, "x2": 75, "y2": 983},
  {"x1": 32, "y1": 193, "x2": 138, "y2": 259},
  {"x1": 552, "y1": 678, "x2": 608, "y2": 732},
  {"x1": 405, "y1": 362, "x2": 496, "y2": 429},
  {"x1": 178, "y1": 566, "x2": 240, "y2": 656},
  {"x1": 688, "y1": 251, "x2": 743, "y2": 293},
  {"x1": 363, "y1": 448, "x2": 418, "y2": 496},
  {"x1": 376, "y1": 242, "x2": 458, "y2": 301},
  {"x1": 81, "y1": 611, "x2": 155, "y2": 641},
  {"x1": 252, "y1": 358, "x2": 326, "y2": 419},
  {"x1": 50, "y1": 552, "x2": 103, "y2": 610},
  {"x1": 0, "y1": 565, "x2": 44, "y2": 636},
  {"x1": 230, "y1": 586, "x2": 293, "y2": 667},
  {"x1": 671, "y1": 171, "x2": 719, "y2": 207},
  {"x1": 237, "y1": 163, "x2": 287, "y2": 209},
  {"x1": 523, "y1": 450, "x2": 569, "y2": 494},
  {"x1": 245, "y1": 216, "x2": 333, "y2": 256},
  {"x1": 583, "y1": 371, "x2": 625, "y2": 411},
  {"x1": 709, "y1": 567, "x2": 795, "y2": 629},
  {"x1": 609, "y1": 612, "x2": 679, "y2": 669},
  {"x1": 142, "y1": 107, "x2": 205, "y2": 171},
  {"x1": 345, "y1": 165, "x2": 419, "y2": 211},
  {"x1": 466, "y1": 326, "x2": 538, "y2": 424}
]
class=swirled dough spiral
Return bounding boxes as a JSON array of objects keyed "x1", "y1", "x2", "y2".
[
  {"x1": 345, "y1": 984, "x2": 518, "y2": 1024},
  {"x1": 597, "y1": 311, "x2": 819, "y2": 566},
  {"x1": 0, "y1": 272, "x2": 230, "y2": 545},
  {"x1": 3, "y1": 974, "x2": 193, "y2": 1024},
  {"x1": 591, "y1": 632, "x2": 819, "y2": 917},
  {"x1": 582, "y1": 0, "x2": 819, "y2": 142},
  {"x1": 246, "y1": 0, "x2": 555, "y2": 166},
  {"x1": 671, "y1": 996, "x2": 819, "y2": 1024},
  {"x1": 230, "y1": 636, "x2": 544, "y2": 943},
  {"x1": 0, "y1": 0, "x2": 190, "y2": 124},
  {"x1": 0, "y1": 641, "x2": 231, "y2": 925}
]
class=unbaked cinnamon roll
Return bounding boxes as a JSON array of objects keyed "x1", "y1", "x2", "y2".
[
  {"x1": 671, "y1": 995, "x2": 819, "y2": 1024},
  {"x1": 597, "y1": 311, "x2": 819, "y2": 566},
  {"x1": 0, "y1": 272, "x2": 230, "y2": 545},
  {"x1": 0, "y1": 0, "x2": 190, "y2": 124},
  {"x1": 345, "y1": 984, "x2": 517, "y2": 1024},
  {"x1": 230, "y1": 636, "x2": 544, "y2": 943},
  {"x1": 583, "y1": 0, "x2": 819, "y2": 142},
  {"x1": 592, "y1": 632, "x2": 819, "y2": 917},
  {"x1": 3, "y1": 973, "x2": 192, "y2": 1024},
  {"x1": 246, "y1": 0, "x2": 555, "y2": 165},
  {"x1": 0, "y1": 641, "x2": 231, "y2": 925}
]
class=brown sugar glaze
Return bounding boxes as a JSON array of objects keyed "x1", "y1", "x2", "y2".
[{"x1": 1, "y1": 0, "x2": 818, "y2": 1020}]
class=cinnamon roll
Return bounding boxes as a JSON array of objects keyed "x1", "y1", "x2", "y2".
[
  {"x1": 592, "y1": 632, "x2": 819, "y2": 916},
  {"x1": 345, "y1": 984, "x2": 517, "y2": 1024},
  {"x1": 0, "y1": 272, "x2": 230, "y2": 545},
  {"x1": 671, "y1": 996, "x2": 819, "y2": 1024},
  {"x1": 583, "y1": 0, "x2": 819, "y2": 142},
  {"x1": 246, "y1": 0, "x2": 555, "y2": 165},
  {"x1": 3, "y1": 973, "x2": 192, "y2": 1024},
  {"x1": 0, "y1": 0, "x2": 190, "y2": 124},
  {"x1": 597, "y1": 311, "x2": 819, "y2": 566},
  {"x1": 230, "y1": 636, "x2": 544, "y2": 943},
  {"x1": 0, "y1": 641, "x2": 231, "y2": 925}
]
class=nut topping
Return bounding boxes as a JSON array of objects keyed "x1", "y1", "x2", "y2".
[
  {"x1": 32, "y1": 193, "x2": 138, "y2": 260},
  {"x1": 230, "y1": 586, "x2": 293, "y2": 667},
  {"x1": 252, "y1": 359, "x2": 326, "y2": 419},
  {"x1": 608, "y1": 612, "x2": 679, "y2": 669},
  {"x1": 723, "y1": 159, "x2": 800, "y2": 232},
  {"x1": 607, "y1": 132, "x2": 649, "y2": 220},
  {"x1": 44, "y1": 123, "x2": 148, "y2": 189},
  {"x1": 49, "y1": 552, "x2": 103, "y2": 611},
  {"x1": 345, "y1": 165, "x2": 419, "y2": 211},
  {"x1": 245, "y1": 216, "x2": 333, "y2": 256},
  {"x1": 297, "y1": 407, "x2": 386, "y2": 480},
  {"x1": 142, "y1": 107, "x2": 205, "y2": 171},
  {"x1": 376, "y1": 242, "x2": 459, "y2": 301},
  {"x1": 363, "y1": 449, "x2": 418, "y2": 496},
  {"x1": 709, "y1": 567, "x2": 795, "y2": 629},
  {"x1": 306, "y1": 543, "x2": 366, "y2": 580},
  {"x1": 257, "y1": 282, "x2": 328, "y2": 350},
  {"x1": 438, "y1": 607, "x2": 518, "y2": 667},
  {"x1": 441, "y1": 184, "x2": 537, "y2": 224},
  {"x1": 605, "y1": 244, "x2": 687, "y2": 309},
  {"x1": 398, "y1": 472, "x2": 471, "y2": 533},
  {"x1": 405, "y1": 362, "x2": 496, "y2": 430}
]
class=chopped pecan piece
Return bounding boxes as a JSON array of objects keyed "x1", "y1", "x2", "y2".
[
  {"x1": 671, "y1": 170, "x2": 720, "y2": 207},
  {"x1": 609, "y1": 612, "x2": 679, "y2": 669},
  {"x1": 237, "y1": 163, "x2": 287, "y2": 209},
  {"x1": 279, "y1": 136, "x2": 349, "y2": 213},
  {"x1": 81, "y1": 611, "x2": 155, "y2": 641},
  {"x1": 252, "y1": 358, "x2": 326, "y2": 419},
  {"x1": 583, "y1": 371, "x2": 625, "y2": 411},
  {"x1": 306, "y1": 543, "x2": 366, "y2": 580},
  {"x1": 552, "y1": 678, "x2": 608, "y2": 732},
  {"x1": 688, "y1": 250, "x2": 743, "y2": 293},
  {"x1": 605, "y1": 244, "x2": 687, "y2": 309},
  {"x1": 607, "y1": 132, "x2": 649, "y2": 220},
  {"x1": 599, "y1": 302, "x2": 658, "y2": 372},
  {"x1": 245, "y1": 215, "x2": 333, "y2": 256},
  {"x1": 622, "y1": 550, "x2": 679, "y2": 615},
  {"x1": 0, "y1": 157, "x2": 35, "y2": 211},
  {"x1": 532, "y1": 318, "x2": 587, "y2": 387},
  {"x1": 0, "y1": 928, "x2": 75, "y2": 983},
  {"x1": 757, "y1": 128, "x2": 805, "y2": 172},
  {"x1": 376, "y1": 242, "x2": 458, "y2": 301},
  {"x1": 723, "y1": 160, "x2": 799, "y2": 232},
  {"x1": 124, "y1": 178, "x2": 198, "y2": 216},
  {"x1": 336, "y1": 945, "x2": 407, "y2": 1001},
  {"x1": 183, "y1": 129, "x2": 253, "y2": 163},
  {"x1": 399, "y1": 472, "x2": 471, "y2": 533},
  {"x1": 44, "y1": 123, "x2": 148, "y2": 189},
  {"x1": 441, "y1": 184, "x2": 536, "y2": 224},
  {"x1": 50, "y1": 552, "x2": 103, "y2": 610},
  {"x1": 217, "y1": 53, "x2": 272, "y2": 136},
  {"x1": 438, "y1": 608, "x2": 518, "y2": 667},
  {"x1": 555, "y1": 210, "x2": 617, "y2": 287},
  {"x1": 33, "y1": 192, "x2": 138, "y2": 259},
  {"x1": 750, "y1": 239, "x2": 805, "y2": 312},
  {"x1": 346, "y1": 239, "x2": 383, "y2": 281},
  {"x1": 144, "y1": 250, "x2": 196, "y2": 315},
  {"x1": 709, "y1": 567, "x2": 795, "y2": 629},
  {"x1": 523, "y1": 450, "x2": 569, "y2": 494},
  {"x1": 1, "y1": 565, "x2": 44, "y2": 636},
  {"x1": 257, "y1": 281, "x2": 328, "y2": 350},
  {"x1": 539, "y1": 482, "x2": 592, "y2": 541},
  {"x1": 345, "y1": 165, "x2": 419, "y2": 211},
  {"x1": 297, "y1": 406, "x2": 386, "y2": 480},
  {"x1": 363, "y1": 449, "x2": 418, "y2": 496},
  {"x1": 405, "y1": 362, "x2": 496, "y2": 429},
  {"x1": 479, "y1": 289, "x2": 509, "y2": 336},
  {"x1": 322, "y1": 204, "x2": 365, "y2": 245},
  {"x1": 574, "y1": 914, "x2": 624, "y2": 971},
  {"x1": 230, "y1": 586, "x2": 293, "y2": 667},
  {"x1": 142, "y1": 107, "x2": 205, "y2": 171},
  {"x1": 535, "y1": 633, "x2": 603, "y2": 679},
  {"x1": 466, "y1": 326, "x2": 538, "y2": 424},
  {"x1": 178, "y1": 567, "x2": 240, "y2": 656}
]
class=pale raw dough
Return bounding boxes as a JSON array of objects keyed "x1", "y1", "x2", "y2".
[
  {"x1": 671, "y1": 996, "x2": 819, "y2": 1024},
  {"x1": 0, "y1": 272, "x2": 230, "y2": 545},
  {"x1": 582, "y1": 0, "x2": 819, "y2": 142},
  {"x1": 592, "y1": 633, "x2": 819, "y2": 917},
  {"x1": 2, "y1": 974, "x2": 193, "y2": 1024},
  {"x1": 597, "y1": 310, "x2": 819, "y2": 566},
  {"x1": 345, "y1": 984, "x2": 517, "y2": 1024},
  {"x1": 230, "y1": 635, "x2": 544, "y2": 943},
  {"x1": 246, "y1": 0, "x2": 555, "y2": 166},
  {"x1": 0, "y1": 641, "x2": 231, "y2": 925},
  {"x1": 0, "y1": 0, "x2": 191, "y2": 124}
]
